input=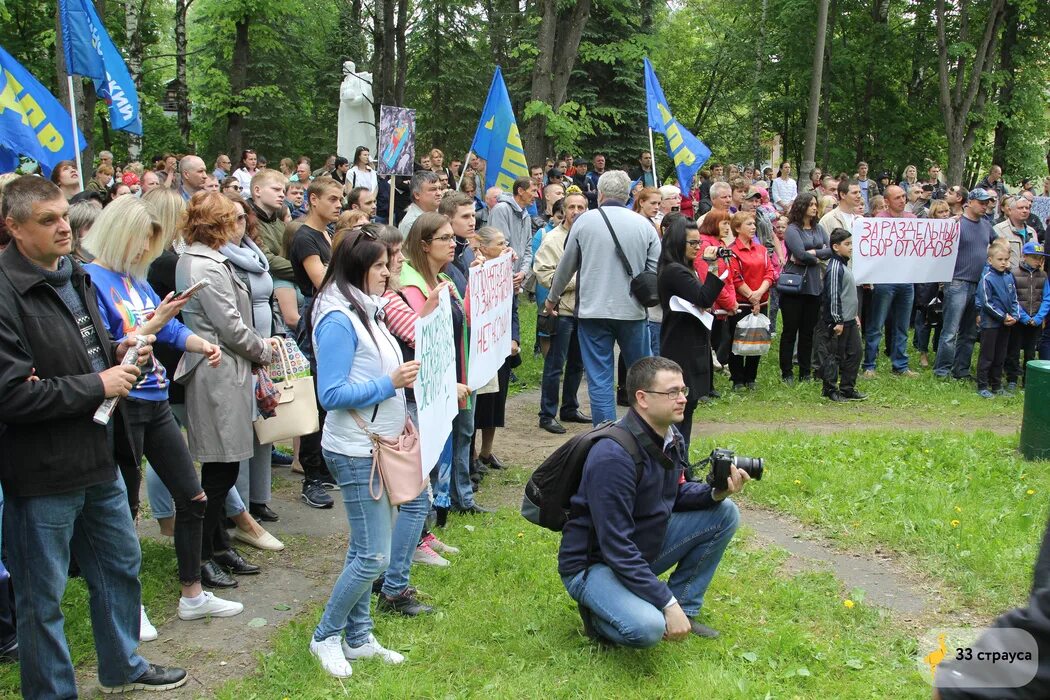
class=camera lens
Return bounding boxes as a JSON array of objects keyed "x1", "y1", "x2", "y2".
[{"x1": 734, "y1": 456, "x2": 764, "y2": 481}]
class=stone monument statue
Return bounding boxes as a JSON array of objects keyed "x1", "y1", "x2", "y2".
[{"x1": 337, "y1": 61, "x2": 376, "y2": 160}]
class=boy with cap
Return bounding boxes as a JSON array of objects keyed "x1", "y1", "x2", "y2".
[
  {"x1": 1007, "y1": 241, "x2": 1049, "y2": 389},
  {"x1": 975, "y1": 241, "x2": 1020, "y2": 398}
]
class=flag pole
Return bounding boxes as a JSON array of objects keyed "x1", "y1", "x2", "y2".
[
  {"x1": 456, "y1": 150, "x2": 472, "y2": 191},
  {"x1": 647, "y1": 128, "x2": 659, "y2": 187},
  {"x1": 66, "y1": 75, "x2": 84, "y2": 189}
]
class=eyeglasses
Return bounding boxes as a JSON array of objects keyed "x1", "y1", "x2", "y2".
[
  {"x1": 685, "y1": 239, "x2": 702, "y2": 247},
  {"x1": 227, "y1": 185, "x2": 242, "y2": 191},
  {"x1": 641, "y1": 387, "x2": 689, "y2": 399},
  {"x1": 429, "y1": 234, "x2": 455, "y2": 243}
]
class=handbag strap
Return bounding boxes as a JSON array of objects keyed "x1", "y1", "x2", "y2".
[
  {"x1": 597, "y1": 208, "x2": 636, "y2": 278},
  {"x1": 273, "y1": 338, "x2": 293, "y2": 383}
]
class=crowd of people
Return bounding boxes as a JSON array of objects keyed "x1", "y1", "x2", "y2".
[{"x1": 0, "y1": 142, "x2": 1048, "y2": 694}]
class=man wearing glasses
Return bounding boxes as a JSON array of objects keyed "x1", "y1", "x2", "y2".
[{"x1": 558, "y1": 356, "x2": 748, "y2": 648}]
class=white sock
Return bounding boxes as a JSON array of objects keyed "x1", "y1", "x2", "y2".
[{"x1": 181, "y1": 592, "x2": 207, "y2": 606}]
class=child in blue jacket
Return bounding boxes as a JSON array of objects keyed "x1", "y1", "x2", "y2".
[{"x1": 975, "y1": 241, "x2": 1020, "y2": 397}]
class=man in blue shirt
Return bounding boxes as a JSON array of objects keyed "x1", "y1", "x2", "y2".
[{"x1": 558, "y1": 356, "x2": 747, "y2": 647}]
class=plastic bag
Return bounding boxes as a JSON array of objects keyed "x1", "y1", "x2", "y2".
[{"x1": 732, "y1": 313, "x2": 772, "y2": 356}]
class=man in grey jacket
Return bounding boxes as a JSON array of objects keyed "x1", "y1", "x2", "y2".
[
  {"x1": 545, "y1": 170, "x2": 661, "y2": 425},
  {"x1": 488, "y1": 176, "x2": 536, "y2": 287}
]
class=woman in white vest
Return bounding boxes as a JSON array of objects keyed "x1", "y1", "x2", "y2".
[{"x1": 307, "y1": 228, "x2": 421, "y2": 678}]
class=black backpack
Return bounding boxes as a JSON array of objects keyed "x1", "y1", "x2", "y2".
[{"x1": 521, "y1": 421, "x2": 646, "y2": 532}]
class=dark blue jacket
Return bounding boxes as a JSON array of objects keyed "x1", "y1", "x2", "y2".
[
  {"x1": 558, "y1": 410, "x2": 717, "y2": 609},
  {"x1": 976, "y1": 263, "x2": 1019, "y2": 329}
]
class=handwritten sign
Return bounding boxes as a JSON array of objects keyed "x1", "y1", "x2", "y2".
[
  {"x1": 852, "y1": 217, "x2": 961, "y2": 284},
  {"x1": 414, "y1": 287, "x2": 457, "y2": 478},
  {"x1": 467, "y1": 252, "x2": 514, "y2": 389}
]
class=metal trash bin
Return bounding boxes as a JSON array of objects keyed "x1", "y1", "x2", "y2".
[{"x1": 1020, "y1": 360, "x2": 1050, "y2": 461}]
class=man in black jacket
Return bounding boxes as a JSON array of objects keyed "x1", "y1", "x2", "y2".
[
  {"x1": 0, "y1": 176, "x2": 186, "y2": 697},
  {"x1": 558, "y1": 356, "x2": 748, "y2": 647}
]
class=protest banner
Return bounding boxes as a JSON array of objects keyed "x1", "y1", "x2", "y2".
[
  {"x1": 378, "y1": 105, "x2": 416, "y2": 177},
  {"x1": 1032, "y1": 196, "x2": 1050, "y2": 228},
  {"x1": 467, "y1": 252, "x2": 514, "y2": 390},
  {"x1": 414, "y1": 286, "x2": 457, "y2": 478},
  {"x1": 852, "y1": 217, "x2": 960, "y2": 284}
]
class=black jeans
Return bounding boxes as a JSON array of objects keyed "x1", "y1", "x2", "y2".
[
  {"x1": 726, "y1": 309, "x2": 762, "y2": 385},
  {"x1": 977, "y1": 325, "x2": 1010, "y2": 391},
  {"x1": 200, "y1": 462, "x2": 238, "y2": 561},
  {"x1": 778, "y1": 294, "x2": 820, "y2": 379},
  {"x1": 116, "y1": 398, "x2": 204, "y2": 584},
  {"x1": 817, "y1": 322, "x2": 861, "y2": 394},
  {"x1": 298, "y1": 367, "x2": 332, "y2": 484},
  {"x1": 1006, "y1": 323, "x2": 1042, "y2": 384}
]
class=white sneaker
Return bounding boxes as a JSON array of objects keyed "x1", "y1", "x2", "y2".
[
  {"x1": 342, "y1": 634, "x2": 404, "y2": 664},
  {"x1": 422, "y1": 532, "x2": 459, "y2": 555},
  {"x1": 310, "y1": 635, "x2": 353, "y2": 677},
  {"x1": 178, "y1": 591, "x2": 245, "y2": 620},
  {"x1": 139, "y1": 605, "x2": 158, "y2": 642},
  {"x1": 412, "y1": 542, "x2": 449, "y2": 567}
]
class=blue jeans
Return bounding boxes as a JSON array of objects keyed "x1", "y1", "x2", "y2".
[
  {"x1": 315, "y1": 450, "x2": 393, "y2": 646},
  {"x1": 539, "y1": 315, "x2": 584, "y2": 420},
  {"x1": 562, "y1": 500, "x2": 740, "y2": 648},
  {"x1": 577, "y1": 318, "x2": 652, "y2": 425},
  {"x1": 4, "y1": 477, "x2": 149, "y2": 698},
  {"x1": 934, "y1": 280, "x2": 979, "y2": 378},
  {"x1": 383, "y1": 402, "x2": 432, "y2": 596},
  {"x1": 863, "y1": 283, "x2": 914, "y2": 372},
  {"x1": 648, "y1": 321, "x2": 662, "y2": 356},
  {"x1": 450, "y1": 398, "x2": 477, "y2": 510}
]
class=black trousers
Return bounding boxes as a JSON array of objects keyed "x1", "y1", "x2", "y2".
[
  {"x1": 200, "y1": 462, "x2": 238, "y2": 561},
  {"x1": 1006, "y1": 323, "x2": 1042, "y2": 385},
  {"x1": 817, "y1": 322, "x2": 861, "y2": 394},
  {"x1": 976, "y1": 325, "x2": 1010, "y2": 391},
  {"x1": 778, "y1": 294, "x2": 820, "y2": 379},
  {"x1": 116, "y1": 398, "x2": 205, "y2": 584},
  {"x1": 297, "y1": 369, "x2": 333, "y2": 483}
]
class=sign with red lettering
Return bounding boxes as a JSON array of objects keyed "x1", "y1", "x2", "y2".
[
  {"x1": 851, "y1": 218, "x2": 961, "y2": 284},
  {"x1": 467, "y1": 252, "x2": 514, "y2": 389}
]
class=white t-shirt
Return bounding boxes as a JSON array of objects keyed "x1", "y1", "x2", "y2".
[{"x1": 349, "y1": 167, "x2": 378, "y2": 193}]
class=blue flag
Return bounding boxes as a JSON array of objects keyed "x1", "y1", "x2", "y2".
[
  {"x1": 0, "y1": 45, "x2": 86, "y2": 176},
  {"x1": 644, "y1": 58, "x2": 711, "y2": 192},
  {"x1": 469, "y1": 67, "x2": 529, "y2": 193},
  {"x1": 58, "y1": 0, "x2": 142, "y2": 135}
]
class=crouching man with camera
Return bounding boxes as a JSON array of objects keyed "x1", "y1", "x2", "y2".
[{"x1": 558, "y1": 356, "x2": 749, "y2": 647}]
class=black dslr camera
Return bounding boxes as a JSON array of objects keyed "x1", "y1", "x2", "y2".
[{"x1": 702, "y1": 448, "x2": 764, "y2": 490}]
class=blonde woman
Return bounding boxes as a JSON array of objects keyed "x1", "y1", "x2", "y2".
[
  {"x1": 899, "y1": 164, "x2": 918, "y2": 194},
  {"x1": 83, "y1": 196, "x2": 241, "y2": 636}
]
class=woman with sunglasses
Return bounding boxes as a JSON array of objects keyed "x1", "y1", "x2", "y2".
[
  {"x1": 221, "y1": 177, "x2": 242, "y2": 196},
  {"x1": 307, "y1": 228, "x2": 420, "y2": 678},
  {"x1": 656, "y1": 217, "x2": 725, "y2": 449}
]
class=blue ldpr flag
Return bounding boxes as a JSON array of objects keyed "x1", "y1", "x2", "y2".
[
  {"x1": 469, "y1": 67, "x2": 529, "y2": 193},
  {"x1": 644, "y1": 57, "x2": 711, "y2": 191},
  {"x1": 0, "y1": 45, "x2": 86, "y2": 176},
  {"x1": 58, "y1": 0, "x2": 142, "y2": 135}
]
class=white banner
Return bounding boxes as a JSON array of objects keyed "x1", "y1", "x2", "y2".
[
  {"x1": 852, "y1": 217, "x2": 960, "y2": 284},
  {"x1": 413, "y1": 287, "x2": 457, "y2": 478},
  {"x1": 467, "y1": 252, "x2": 514, "y2": 390}
]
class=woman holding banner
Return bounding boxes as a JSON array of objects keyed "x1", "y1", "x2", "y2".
[
  {"x1": 402, "y1": 214, "x2": 493, "y2": 516},
  {"x1": 307, "y1": 228, "x2": 419, "y2": 678}
]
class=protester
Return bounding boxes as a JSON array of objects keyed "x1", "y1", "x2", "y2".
[
  {"x1": 994, "y1": 195, "x2": 1037, "y2": 269},
  {"x1": 86, "y1": 164, "x2": 114, "y2": 205},
  {"x1": 695, "y1": 209, "x2": 739, "y2": 372},
  {"x1": 307, "y1": 228, "x2": 416, "y2": 678},
  {"x1": 178, "y1": 155, "x2": 209, "y2": 201},
  {"x1": 82, "y1": 194, "x2": 244, "y2": 629},
  {"x1": 489, "y1": 176, "x2": 536, "y2": 284},
  {"x1": 779, "y1": 192, "x2": 831, "y2": 383},
  {"x1": 767, "y1": 214, "x2": 789, "y2": 333},
  {"x1": 213, "y1": 154, "x2": 232, "y2": 181},
  {"x1": 631, "y1": 151, "x2": 656, "y2": 188},
  {"x1": 856, "y1": 161, "x2": 873, "y2": 213},
  {"x1": 348, "y1": 146, "x2": 378, "y2": 193},
  {"x1": 50, "y1": 159, "x2": 81, "y2": 199},
  {"x1": 546, "y1": 171, "x2": 660, "y2": 425},
  {"x1": 899, "y1": 164, "x2": 919, "y2": 194},
  {"x1": 0, "y1": 175, "x2": 188, "y2": 696},
  {"x1": 725, "y1": 211, "x2": 775, "y2": 390},
  {"x1": 817, "y1": 227, "x2": 865, "y2": 402},
  {"x1": 175, "y1": 191, "x2": 278, "y2": 588},
  {"x1": 975, "y1": 241, "x2": 1020, "y2": 398},
  {"x1": 231, "y1": 149, "x2": 259, "y2": 193},
  {"x1": 534, "y1": 192, "x2": 591, "y2": 434},
  {"x1": 771, "y1": 161, "x2": 797, "y2": 212},
  {"x1": 348, "y1": 186, "x2": 378, "y2": 221},
  {"x1": 632, "y1": 187, "x2": 661, "y2": 225},
  {"x1": 934, "y1": 189, "x2": 999, "y2": 380},
  {"x1": 1007, "y1": 241, "x2": 1048, "y2": 389},
  {"x1": 656, "y1": 217, "x2": 725, "y2": 446},
  {"x1": 559, "y1": 356, "x2": 746, "y2": 647},
  {"x1": 399, "y1": 170, "x2": 441, "y2": 238}
]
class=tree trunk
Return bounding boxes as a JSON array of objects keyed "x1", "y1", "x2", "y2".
[
  {"x1": 991, "y1": 0, "x2": 1017, "y2": 170},
  {"x1": 819, "y1": 0, "x2": 837, "y2": 170},
  {"x1": 394, "y1": 0, "x2": 408, "y2": 105},
  {"x1": 750, "y1": 0, "x2": 768, "y2": 169},
  {"x1": 124, "y1": 0, "x2": 146, "y2": 158},
  {"x1": 855, "y1": 0, "x2": 890, "y2": 164},
  {"x1": 174, "y1": 0, "x2": 194, "y2": 148},
  {"x1": 800, "y1": 0, "x2": 830, "y2": 184},
  {"x1": 522, "y1": 0, "x2": 591, "y2": 164},
  {"x1": 227, "y1": 15, "x2": 250, "y2": 157},
  {"x1": 935, "y1": 0, "x2": 1007, "y2": 184}
]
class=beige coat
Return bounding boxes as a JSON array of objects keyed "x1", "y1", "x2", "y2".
[
  {"x1": 174, "y1": 242, "x2": 273, "y2": 463},
  {"x1": 533, "y1": 225, "x2": 576, "y2": 316}
]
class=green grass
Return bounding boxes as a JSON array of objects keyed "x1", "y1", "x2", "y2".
[
  {"x1": 216, "y1": 515, "x2": 929, "y2": 699},
  {"x1": 509, "y1": 299, "x2": 545, "y2": 396},
  {"x1": 0, "y1": 539, "x2": 181, "y2": 696},
  {"x1": 695, "y1": 430, "x2": 1047, "y2": 616}
]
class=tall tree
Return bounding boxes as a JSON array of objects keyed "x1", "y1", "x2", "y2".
[
  {"x1": 123, "y1": 0, "x2": 148, "y2": 157},
  {"x1": 990, "y1": 0, "x2": 1017, "y2": 170},
  {"x1": 227, "y1": 15, "x2": 250, "y2": 156},
  {"x1": 800, "y1": 0, "x2": 831, "y2": 183},
  {"x1": 750, "y1": 0, "x2": 768, "y2": 169},
  {"x1": 935, "y1": 0, "x2": 1008, "y2": 184},
  {"x1": 174, "y1": 0, "x2": 195, "y2": 147}
]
